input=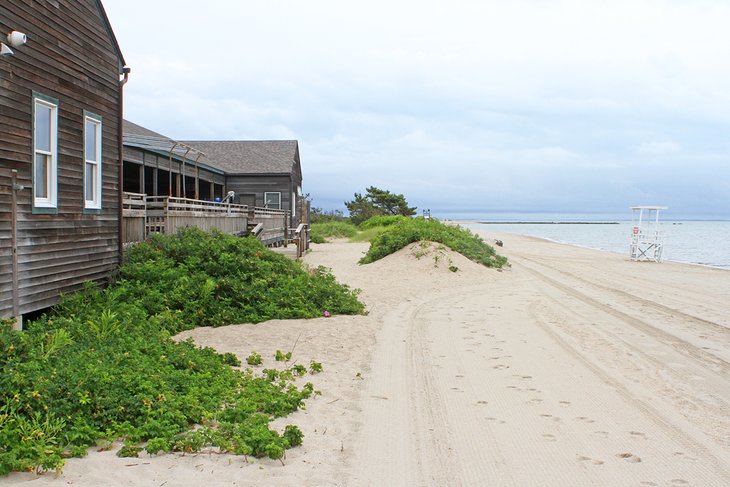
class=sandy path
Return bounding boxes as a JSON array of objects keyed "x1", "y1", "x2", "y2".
[
  {"x1": 6, "y1": 235, "x2": 730, "y2": 486},
  {"x1": 344, "y1": 235, "x2": 730, "y2": 486}
]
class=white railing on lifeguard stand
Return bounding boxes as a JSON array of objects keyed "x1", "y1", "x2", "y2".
[{"x1": 629, "y1": 206, "x2": 668, "y2": 262}]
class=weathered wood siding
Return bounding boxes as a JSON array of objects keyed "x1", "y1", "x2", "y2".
[
  {"x1": 226, "y1": 173, "x2": 303, "y2": 227},
  {"x1": 0, "y1": 0, "x2": 123, "y2": 318}
]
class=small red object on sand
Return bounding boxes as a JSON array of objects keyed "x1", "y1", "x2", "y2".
[{"x1": 323, "y1": 310, "x2": 331, "y2": 317}]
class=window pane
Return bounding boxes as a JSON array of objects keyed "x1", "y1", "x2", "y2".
[
  {"x1": 35, "y1": 153, "x2": 48, "y2": 198},
  {"x1": 85, "y1": 162, "x2": 95, "y2": 202},
  {"x1": 85, "y1": 119, "x2": 98, "y2": 160},
  {"x1": 265, "y1": 193, "x2": 280, "y2": 209},
  {"x1": 35, "y1": 103, "x2": 51, "y2": 152}
]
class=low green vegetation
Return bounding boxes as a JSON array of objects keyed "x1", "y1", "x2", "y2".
[
  {"x1": 116, "y1": 227, "x2": 363, "y2": 332},
  {"x1": 358, "y1": 214, "x2": 407, "y2": 230},
  {"x1": 310, "y1": 221, "x2": 358, "y2": 243},
  {"x1": 359, "y1": 217, "x2": 508, "y2": 268},
  {"x1": 0, "y1": 228, "x2": 365, "y2": 474}
]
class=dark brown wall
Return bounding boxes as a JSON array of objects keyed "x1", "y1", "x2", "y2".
[
  {"x1": 0, "y1": 0, "x2": 123, "y2": 317},
  {"x1": 226, "y1": 174, "x2": 303, "y2": 226},
  {"x1": 122, "y1": 147, "x2": 226, "y2": 198}
]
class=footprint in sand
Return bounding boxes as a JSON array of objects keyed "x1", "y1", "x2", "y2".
[
  {"x1": 616, "y1": 452, "x2": 642, "y2": 463},
  {"x1": 485, "y1": 417, "x2": 507, "y2": 424},
  {"x1": 575, "y1": 416, "x2": 596, "y2": 424},
  {"x1": 559, "y1": 400, "x2": 571, "y2": 406},
  {"x1": 639, "y1": 482, "x2": 658, "y2": 486},
  {"x1": 593, "y1": 431, "x2": 609, "y2": 438},
  {"x1": 670, "y1": 480, "x2": 689, "y2": 485},
  {"x1": 577, "y1": 455, "x2": 604, "y2": 465},
  {"x1": 630, "y1": 431, "x2": 647, "y2": 439},
  {"x1": 537, "y1": 413, "x2": 562, "y2": 422},
  {"x1": 476, "y1": 400, "x2": 488, "y2": 405},
  {"x1": 492, "y1": 364, "x2": 510, "y2": 370},
  {"x1": 541, "y1": 433, "x2": 556, "y2": 442},
  {"x1": 528, "y1": 398, "x2": 543, "y2": 404}
]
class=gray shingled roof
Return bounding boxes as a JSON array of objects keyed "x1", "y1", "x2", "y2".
[
  {"x1": 123, "y1": 121, "x2": 299, "y2": 176},
  {"x1": 181, "y1": 140, "x2": 299, "y2": 175},
  {"x1": 124, "y1": 120, "x2": 169, "y2": 140},
  {"x1": 124, "y1": 120, "x2": 209, "y2": 164}
]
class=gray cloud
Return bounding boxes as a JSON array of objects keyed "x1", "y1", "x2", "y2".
[{"x1": 106, "y1": 0, "x2": 730, "y2": 219}]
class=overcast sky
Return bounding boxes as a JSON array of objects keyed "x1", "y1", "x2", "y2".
[{"x1": 104, "y1": 0, "x2": 730, "y2": 219}]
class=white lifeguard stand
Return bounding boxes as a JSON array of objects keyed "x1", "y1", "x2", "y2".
[{"x1": 629, "y1": 206, "x2": 667, "y2": 262}]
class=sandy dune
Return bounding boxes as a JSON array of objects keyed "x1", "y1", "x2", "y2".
[{"x1": 7, "y1": 235, "x2": 730, "y2": 486}]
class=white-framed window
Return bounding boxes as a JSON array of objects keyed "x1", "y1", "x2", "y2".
[
  {"x1": 264, "y1": 192, "x2": 281, "y2": 209},
  {"x1": 33, "y1": 94, "x2": 58, "y2": 209},
  {"x1": 84, "y1": 113, "x2": 102, "y2": 209}
]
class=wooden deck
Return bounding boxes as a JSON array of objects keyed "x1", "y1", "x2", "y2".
[{"x1": 121, "y1": 192, "x2": 303, "y2": 252}]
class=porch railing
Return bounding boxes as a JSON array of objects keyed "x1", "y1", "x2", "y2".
[
  {"x1": 252, "y1": 207, "x2": 288, "y2": 246},
  {"x1": 122, "y1": 192, "x2": 289, "y2": 248},
  {"x1": 122, "y1": 192, "x2": 147, "y2": 243}
]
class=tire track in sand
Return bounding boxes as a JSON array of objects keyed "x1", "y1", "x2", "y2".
[
  {"x1": 515, "y1": 258, "x2": 730, "y2": 377},
  {"x1": 519, "y1": 269, "x2": 730, "y2": 484},
  {"x1": 352, "y1": 286, "x2": 515, "y2": 486}
]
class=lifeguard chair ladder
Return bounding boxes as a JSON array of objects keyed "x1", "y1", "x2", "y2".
[{"x1": 629, "y1": 206, "x2": 667, "y2": 262}]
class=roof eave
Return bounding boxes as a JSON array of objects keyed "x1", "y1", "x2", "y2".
[{"x1": 95, "y1": 0, "x2": 127, "y2": 71}]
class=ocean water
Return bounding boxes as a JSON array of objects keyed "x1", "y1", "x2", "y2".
[{"x1": 463, "y1": 220, "x2": 730, "y2": 269}]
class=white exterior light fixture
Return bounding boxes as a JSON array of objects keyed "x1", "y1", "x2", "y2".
[
  {"x1": 7, "y1": 31, "x2": 27, "y2": 47},
  {"x1": 2, "y1": 30, "x2": 27, "y2": 56}
]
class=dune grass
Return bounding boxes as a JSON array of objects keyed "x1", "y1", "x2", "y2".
[
  {"x1": 310, "y1": 221, "x2": 358, "y2": 243},
  {"x1": 359, "y1": 217, "x2": 508, "y2": 268}
]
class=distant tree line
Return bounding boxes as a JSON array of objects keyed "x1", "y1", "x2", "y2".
[{"x1": 311, "y1": 186, "x2": 417, "y2": 226}]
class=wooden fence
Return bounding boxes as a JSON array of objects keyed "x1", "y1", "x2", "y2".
[
  {"x1": 145, "y1": 196, "x2": 249, "y2": 237},
  {"x1": 251, "y1": 207, "x2": 288, "y2": 246}
]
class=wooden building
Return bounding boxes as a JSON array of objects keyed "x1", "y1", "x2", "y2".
[
  {"x1": 0, "y1": 0, "x2": 128, "y2": 324},
  {"x1": 182, "y1": 140, "x2": 305, "y2": 228},
  {"x1": 123, "y1": 120, "x2": 225, "y2": 201},
  {"x1": 121, "y1": 123, "x2": 308, "y2": 251}
]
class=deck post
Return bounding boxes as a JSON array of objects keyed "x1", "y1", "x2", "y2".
[{"x1": 284, "y1": 210, "x2": 290, "y2": 247}]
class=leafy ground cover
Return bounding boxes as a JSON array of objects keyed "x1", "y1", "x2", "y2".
[
  {"x1": 359, "y1": 217, "x2": 508, "y2": 268},
  {"x1": 0, "y1": 228, "x2": 363, "y2": 474},
  {"x1": 117, "y1": 227, "x2": 364, "y2": 332}
]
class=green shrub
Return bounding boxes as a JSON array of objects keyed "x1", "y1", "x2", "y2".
[
  {"x1": 114, "y1": 227, "x2": 364, "y2": 333},
  {"x1": 246, "y1": 352, "x2": 263, "y2": 366},
  {"x1": 358, "y1": 215, "x2": 407, "y2": 230},
  {"x1": 0, "y1": 316, "x2": 315, "y2": 473},
  {"x1": 310, "y1": 221, "x2": 358, "y2": 243},
  {"x1": 0, "y1": 228, "x2": 365, "y2": 475},
  {"x1": 359, "y1": 218, "x2": 508, "y2": 268}
]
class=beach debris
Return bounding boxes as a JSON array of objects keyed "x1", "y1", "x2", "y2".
[{"x1": 494, "y1": 239, "x2": 504, "y2": 247}]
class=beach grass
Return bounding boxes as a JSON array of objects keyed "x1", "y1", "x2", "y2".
[
  {"x1": 359, "y1": 217, "x2": 508, "y2": 268},
  {"x1": 310, "y1": 221, "x2": 358, "y2": 243}
]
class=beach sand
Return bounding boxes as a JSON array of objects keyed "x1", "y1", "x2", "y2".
[{"x1": 6, "y1": 234, "x2": 730, "y2": 486}]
